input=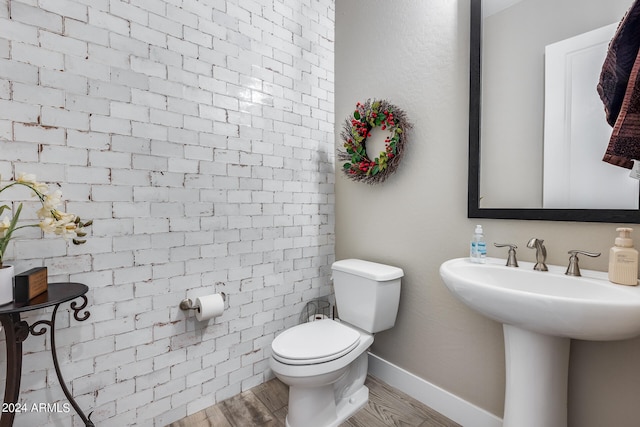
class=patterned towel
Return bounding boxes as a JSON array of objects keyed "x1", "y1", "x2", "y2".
[{"x1": 598, "y1": 0, "x2": 640, "y2": 169}]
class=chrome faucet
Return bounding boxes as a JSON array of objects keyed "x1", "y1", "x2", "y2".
[
  {"x1": 565, "y1": 250, "x2": 601, "y2": 277},
  {"x1": 494, "y1": 243, "x2": 518, "y2": 267},
  {"x1": 527, "y1": 238, "x2": 548, "y2": 271}
]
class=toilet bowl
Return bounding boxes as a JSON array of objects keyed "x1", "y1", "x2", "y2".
[
  {"x1": 270, "y1": 319, "x2": 374, "y2": 427},
  {"x1": 269, "y1": 259, "x2": 403, "y2": 427}
]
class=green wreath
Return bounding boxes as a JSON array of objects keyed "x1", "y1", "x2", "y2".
[{"x1": 338, "y1": 99, "x2": 411, "y2": 184}]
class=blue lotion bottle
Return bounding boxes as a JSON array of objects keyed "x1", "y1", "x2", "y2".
[{"x1": 470, "y1": 225, "x2": 487, "y2": 263}]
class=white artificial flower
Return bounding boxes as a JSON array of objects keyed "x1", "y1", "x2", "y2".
[
  {"x1": 54, "y1": 211, "x2": 76, "y2": 224},
  {"x1": 56, "y1": 221, "x2": 78, "y2": 240},
  {"x1": 16, "y1": 173, "x2": 37, "y2": 184},
  {"x1": 32, "y1": 181, "x2": 49, "y2": 194},
  {"x1": 38, "y1": 217, "x2": 57, "y2": 233},
  {"x1": 49, "y1": 212, "x2": 78, "y2": 240},
  {"x1": 44, "y1": 190, "x2": 62, "y2": 210},
  {"x1": 36, "y1": 190, "x2": 63, "y2": 218},
  {"x1": 40, "y1": 215, "x2": 78, "y2": 240},
  {"x1": 36, "y1": 206, "x2": 52, "y2": 219},
  {"x1": 0, "y1": 216, "x2": 10, "y2": 235},
  {"x1": 0, "y1": 173, "x2": 91, "y2": 267},
  {"x1": 17, "y1": 173, "x2": 48, "y2": 194}
]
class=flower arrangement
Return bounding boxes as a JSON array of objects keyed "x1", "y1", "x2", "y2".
[
  {"x1": 338, "y1": 99, "x2": 411, "y2": 184},
  {"x1": 0, "y1": 173, "x2": 92, "y2": 269}
]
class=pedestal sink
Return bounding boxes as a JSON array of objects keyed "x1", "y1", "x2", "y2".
[{"x1": 440, "y1": 257, "x2": 640, "y2": 427}]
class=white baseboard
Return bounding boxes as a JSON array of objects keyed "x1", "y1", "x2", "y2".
[{"x1": 367, "y1": 352, "x2": 503, "y2": 427}]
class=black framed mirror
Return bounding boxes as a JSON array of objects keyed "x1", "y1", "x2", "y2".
[{"x1": 468, "y1": 0, "x2": 640, "y2": 223}]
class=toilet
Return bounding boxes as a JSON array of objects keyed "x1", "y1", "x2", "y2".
[{"x1": 270, "y1": 259, "x2": 403, "y2": 427}]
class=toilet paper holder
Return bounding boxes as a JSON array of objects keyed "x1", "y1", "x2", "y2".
[{"x1": 179, "y1": 292, "x2": 226, "y2": 312}]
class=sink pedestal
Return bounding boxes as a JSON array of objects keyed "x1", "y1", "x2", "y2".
[
  {"x1": 503, "y1": 325, "x2": 570, "y2": 427},
  {"x1": 440, "y1": 258, "x2": 640, "y2": 426}
]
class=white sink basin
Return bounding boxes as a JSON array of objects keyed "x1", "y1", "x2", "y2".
[
  {"x1": 440, "y1": 257, "x2": 640, "y2": 341},
  {"x1": 440, "y1": 257, "x2": 640, "y2": 427}
]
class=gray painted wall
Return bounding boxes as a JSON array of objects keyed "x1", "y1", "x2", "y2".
[{"x1": 336, "y1": 1, "x2": 640, "y2": 425}]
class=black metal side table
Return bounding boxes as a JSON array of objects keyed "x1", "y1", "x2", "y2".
[{"x1": 0, "y1": 282, "x2": 93, "y2": 427}]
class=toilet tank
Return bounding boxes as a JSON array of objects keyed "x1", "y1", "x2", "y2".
[{"x1": 332, "y1": 259, "x2": 403, "y2": 333}]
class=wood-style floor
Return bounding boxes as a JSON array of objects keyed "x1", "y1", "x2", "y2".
[{"x1": 168, "y1": 375, "x2": 461, "y2": 427}]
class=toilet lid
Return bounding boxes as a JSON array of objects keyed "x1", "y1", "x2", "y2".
[{"x1": 272, "y1": 319, "x2": 361, "y2": 365}]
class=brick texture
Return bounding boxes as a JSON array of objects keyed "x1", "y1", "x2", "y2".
[{"x1": 0, "y1": 0, "x2": 335, "y2": 425}]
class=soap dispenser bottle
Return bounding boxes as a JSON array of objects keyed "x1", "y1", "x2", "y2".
[
  {"x1": 609, "y1": 227, "x2": 639, "y2": 286},
  {"x1": 470, "y1": 225, "x2": 487, "y2": 263}
]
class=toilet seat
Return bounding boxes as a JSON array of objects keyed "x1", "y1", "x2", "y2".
[{"x1": 272, "y1": 319, "x2": 360, "y2": 365}]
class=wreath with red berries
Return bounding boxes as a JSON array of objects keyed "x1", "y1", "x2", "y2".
[{"x1": 338, "y1": 99, "x2": 411, "y2": 184}]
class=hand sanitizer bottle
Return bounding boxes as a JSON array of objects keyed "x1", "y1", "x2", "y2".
[{"x1": 470, "y1": 225, "x2": 487, "y2": 263}]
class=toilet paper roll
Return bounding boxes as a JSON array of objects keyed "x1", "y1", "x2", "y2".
[{"x1": 195, "y1": 294, "x2": 225, "y2": 321}]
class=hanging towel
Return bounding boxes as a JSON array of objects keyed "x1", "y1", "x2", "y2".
[{"x1": 598, "y1": 0, "x2": 640, "y2": 169}]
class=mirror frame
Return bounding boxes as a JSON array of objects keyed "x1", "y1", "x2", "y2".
[{"x1": 468, "y1": 0, "x2": 640, "y2": 223}]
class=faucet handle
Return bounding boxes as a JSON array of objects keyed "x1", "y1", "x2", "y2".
[
  {"x1": 565, "y1": 250, "x2": 601, "y2": 277},
  {"x1": 494, "y1": 243, "x2": 518, "y2": 267}
]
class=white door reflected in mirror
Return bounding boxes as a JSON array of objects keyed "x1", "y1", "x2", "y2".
[{"x1": 543, "y1": 23, "x2": 639, "y2": 209}]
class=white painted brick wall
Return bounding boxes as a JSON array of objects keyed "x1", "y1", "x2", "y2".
[{"x1": 0, "y1": 0, "x2": 335, "y2": 425}]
